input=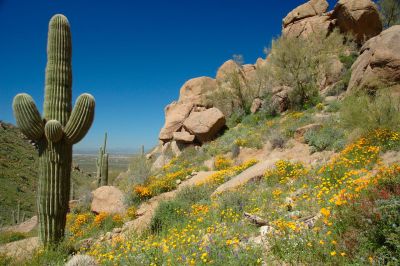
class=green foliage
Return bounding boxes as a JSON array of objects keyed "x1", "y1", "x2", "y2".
[
  {"x1": 325, "y1": 100, "x2": 341, "y2": 113},
  {"x1": 0, "y1": 231, "x2": 27, "y2": 245},
  {"x1": 304, "y1": 126, "x2": 346, "y2": 152},
  {"x1": 268, "y1": 31, "x2": 349, "y2": 109},
  {"x1": 341, "y1": 89, "x2": 400, "y2": 134},
  {"x1": 12, "y1": 14, "x2": 95, "y2": 245},
  {"x1": 378, "y1": 0, "x2": 400, "y2": 28},
  {"x1": 128, "y1": 154, "x2": 152, "y2": 186}
]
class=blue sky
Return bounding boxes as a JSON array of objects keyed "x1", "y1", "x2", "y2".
[{"x1": 0, "y1": 0, "x2": 337, "y2": 153}]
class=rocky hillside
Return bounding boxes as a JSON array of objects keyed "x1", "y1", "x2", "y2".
[{"x1": 0, "y1": 121, "x2": 38, "y2": 226}]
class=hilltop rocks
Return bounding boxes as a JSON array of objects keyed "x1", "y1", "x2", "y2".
[
  {"x1": 331, "y1": 0, "x2": 382, "y2": 43},
  {"x1": 159, "y1": 102, "x2": 193, "y2": 142},
  {"x1": 282, "y1": 0, "x2": 382, "y2": 43},
  {"x1": 91, "y1": 186, "x2": 126, "y2": 215},
  {"x1": 183, "y1": 107, "x2": 226, "y2": 143},
  {"x1": 348, "y1": 25, "x2": 400, "y2": 91},
  {"x1": 178, "y1": 77, "x2": 217, "y2": 106},
  {"x1": 283, "y1": 0, "x2": 329, "y2": 27}
]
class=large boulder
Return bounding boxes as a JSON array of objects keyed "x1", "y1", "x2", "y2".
[
  {"x1": 91, "y1": 186, "x2": 126, "y2": 215},
  {"x1": 159, "y1": 102, "x2": 193, "y2": 142},
  {"x1": 283, "y1": 0, "x2": 329, "y2": 27},
  {"x1": 331, "y1": 0, "x2": 382, "y2": 44},
  {"x1": 216, "y1": 59, "x2": 244, "y2": 84},
  {"x1": 283, "y1": 13, "x2": 333, "y2": 38},
  {"x1": 178, "y1": 76, "x2": 217, "y2": 106},
  {"x1": 183, "y1": 107, "x2": 226, "y2": 143},
  {"x1": 348, "y1": 25, "x2": 400, "y2": 91},
  {"x1": 173, "y1": 130, "x2": 195, "y2": 143}
]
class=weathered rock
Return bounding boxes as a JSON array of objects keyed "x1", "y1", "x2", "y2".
[
  {"x1": 271, "y1": 86, "x2": 290, "y2": 113},
  {"x1": 183, "y1": 107, "x2": 226, "y2": 143},
  {"x1": 294, "y1": 124, "x2": 323, "y2": 142},
  {"x1": 171, "y1": 140, "x2": 186, "y2": 157},
  {"x1": 242, "y1": 64, "x2": 257, "y2": 81},
  {"x1": 2, "y1": 216, "x2": 37, "y2": 233},
  {"x1": 159, "y1": 102, "x2": 193, "y2": 142},
  {"x1": 178, "y1": 76, "x2": 217, "y2": 106},
  {"x1": 348, "y1": 25, "x2": 400, "y2": 91},
  {"x1": 65, "y1": 255, "x2": 98, "y2": 266},
  {"x1": 283, "y1": 13, "x2": 333, "y2": 38},
  {"x1": 331, "y1": 0, "x2": 382, "y2": 44},
  {"x1": 91, "y1": 186, "x2": 126, "y2": 215},
  {"x1": 0, "y1": 237, "x2": 39, "y2": 261},
  {"x1": 216, "y1": 59, "x2": 243, "y2": 82},
  {"x1": 283, "y1": 0, "x2": 329, "y2": 27},
  {"x1": 250, "y1": 98, "x2": 263, "y2": 114},
  {"x1": 152, "y1": 154, "x2": 171, "y2": 171},
  {"x1": 173, "y1": 131, "x2": 195, "y2": 143}
]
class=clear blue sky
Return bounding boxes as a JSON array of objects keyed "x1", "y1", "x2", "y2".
[{"x1": 0, "y1": 0, "x2": 337, "y2": 153}]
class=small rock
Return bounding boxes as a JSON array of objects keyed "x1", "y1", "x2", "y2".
[
  {"x1": 112, "y1": 227, "x2": 122, "y2": 234},
  {"x1": 65, "y1": 254, "x2": 98, "y2": 266},
  {"x1": 176, "y1": 179, "x2": 182, "y2": 185},
  {"x1": 260, "y1": 225, "x2": 276, "y2": 236}
]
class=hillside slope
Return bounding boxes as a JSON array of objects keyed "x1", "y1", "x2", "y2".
[{"x1": 0, "y1": 122, "x2": 38, "y2": 226}]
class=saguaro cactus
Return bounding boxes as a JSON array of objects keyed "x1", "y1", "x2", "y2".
[
  {"x1": 12, "y1": 14, "x2": 95, "y2": 245},
  {"x1": 96, "y1": 133, "x2": 109, "y2": 186}
]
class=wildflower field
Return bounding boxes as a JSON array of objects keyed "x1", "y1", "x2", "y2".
[{"x1": 83, "y1": 129, "x2": 400, "y2": 265}]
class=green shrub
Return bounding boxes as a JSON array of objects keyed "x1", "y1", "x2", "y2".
[
  {"x1": 268, "y1": 31, "x2": 348, "y2": 110},
  {"x1": 325, "y1": 100, "x2": 341, "y2": 113},
  {"x1": 341, "y1": 89, "x2": 400, "y2": 134},
  {"x1": 128, "y1": 154, "x2": 152, "y2": 185},
  {"x1": 150, "y1": 200, "x2": 186, "y2": 234},
  {"x1": 304, "y1": 126, "x2": 346, "y2": 152},
  {"x1": 226, "y1": 108, "x2": 246, "y2": 128},
  {"x1": 378, "y1": 0, "x2": 400, "y2": 28}
]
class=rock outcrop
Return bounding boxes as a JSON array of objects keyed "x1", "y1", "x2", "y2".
[
  {"x1": 178, "y1": 77, "x2": 217, "y2": 106},
  {"x1": 159, "y1": 102, "x2": 193, "y2": 142},
  {"x1": 331, "y1": 0, "x2": 382, "y2": 43},
  {"x1": 183, "y1": 107, "x2": 226, "y2": 143},
  {"x1": 282, "y1": 0, "x2": 382, "y2": 43},
  {"x1": 348, "y1": 25, "x2": 400, "y2": 91},
  {"x1": 91, "y1": 186, "x2": 126, "y2": 215}
]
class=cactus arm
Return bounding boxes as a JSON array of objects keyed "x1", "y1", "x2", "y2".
[
  {"x1": 12, "y1": 93, "x2": 44, "y2": 140},
  {"x1": 44, "y1": 120, "x2": 64, "y2": 143},
  {"x1": 64, "y1": 93, "x2": 95, "y2": 144}
]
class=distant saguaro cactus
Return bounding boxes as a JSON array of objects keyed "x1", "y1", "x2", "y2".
[
  {"x1": 97, "y1": 133, "x2": 109, "y2": 186},
  {"x1": 12, "y1": 14, "x2": 95, "y2": 245}
]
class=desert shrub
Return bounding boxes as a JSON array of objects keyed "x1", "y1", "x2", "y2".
[
  {"x1": 326, "y1": 52, "x2": 358, "y2": 96},
  {"x1": 304, "y1": 126, "x2": 346, "y2": 152},
  {"x1": 128, "y1": 154, "x2": 152, "y2": 185},
  {"x1": 150, "y1": 200, "x2": 186, "y2": 234},
  {"x1": 268, "y1": 31, "x2": 349, "y2": 109},
  {"x1": 341, "y1": 89, "x2": 400, "y2": 134},
  {"x1": 226, "y1": 108, "x2": 246, "y2": 128},
  {"x1": 325, "y1": 100, "x2": 341, "y2": 113},
  {"x1": 378, "y1": 0, "x2": 400, "y2": 28},
  {"x1": 231, "y1": 143, "x2": 240, "y2": 159},
  {"x1": 270, "y1": 130, "x2": 287, "y2": 149},
  {"x1": 281, "y1": 111, "x2": 314, "y2": 138}
]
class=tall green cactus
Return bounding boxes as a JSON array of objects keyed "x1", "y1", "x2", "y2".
[
  {"x1": 97, "y1": 133, "x2": 109, "y2": 186},
  {"x1": 12, "y1": 14, "x2": 95, "y2": 245}
]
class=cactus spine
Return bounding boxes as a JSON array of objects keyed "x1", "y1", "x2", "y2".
[
  {"x1": 97, "y1": 133, "x2": 109, "y2": 186},
  {"x1": 12, "y1": 14, "x2": 95, "y2": 245}
]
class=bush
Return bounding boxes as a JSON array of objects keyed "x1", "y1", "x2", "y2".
[
  {"x1": 128, "y1": 154, "x2": 152, "y2": 185},
  {"x1": 304, "y1": 126, "x2": 346, "y2": 152},
  {"x1": 378, "y1": 0, "x2": 400, "y2": 28},
  {"x1": 341, "y1": 89, "x2": 400, "y2": 134},
  {"x1": 270, "y1": 130, "x2": 287, "y2": 149},
  {"x1": 268, "y1": 31, "x2": 348, "y2": 110},
  {"x1": 150, "y1": 200, "x2": 186, "y2": 234}
]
